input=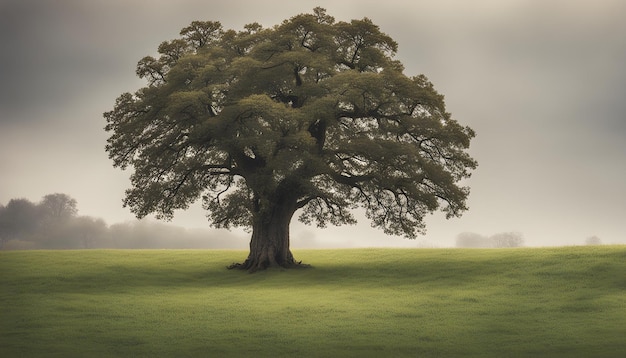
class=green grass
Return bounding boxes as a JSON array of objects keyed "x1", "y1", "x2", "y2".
[{"x1": 1, "y1": 247, "x2": 625, "y2": 357}]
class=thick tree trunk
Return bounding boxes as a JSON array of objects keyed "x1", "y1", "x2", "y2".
[{"x1": 228, "y1": 196, "x2": 306, "y2": 272}]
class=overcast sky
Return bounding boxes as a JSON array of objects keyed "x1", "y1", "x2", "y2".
[{"x1": 1, "y1": 0, "x2": 625, "y2": 248}]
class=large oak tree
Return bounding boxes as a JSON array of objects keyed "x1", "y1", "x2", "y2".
[{"x1": 104, "y1": 8, "x2": 477, "y2": 271}]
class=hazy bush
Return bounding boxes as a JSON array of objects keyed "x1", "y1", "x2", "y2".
[
  {"x1": 491, "y1": 232, "x2": 525, "y2": 248},
  {"x1": 0, "y1": 198, "x2": 41, "y2": 248},
  {"x1": 456, "y1": 232, "x2": 494, "y2": 248},
  {"x1": 585, "y1": 236, "x2": 602, "y2": 245},
  {"x1": 456, "y1": 231, "x2": 524, "y2": 248}
]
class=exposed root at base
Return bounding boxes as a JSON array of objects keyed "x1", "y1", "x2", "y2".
[{"x1": 227, "y1": 260, "x2": 311, "y2": 273}]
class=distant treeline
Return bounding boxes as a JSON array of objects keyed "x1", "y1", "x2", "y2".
[
  {"x1": 0, "y1": 193, "x2": 246, "y2": 250},
  {"x1": 455, "y1": 231, "x2": 604, "y2": 248},
  {"x1": 456, "y1": 231, "x2": 525, "y2": 248}
]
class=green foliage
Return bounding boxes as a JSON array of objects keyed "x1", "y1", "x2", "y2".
[
  {"x1": 104, "y1": 8, "x2": 477, "y2": 238},
  {"x1": 2, "y1": 247, "x2": 625, "y2": 357}
]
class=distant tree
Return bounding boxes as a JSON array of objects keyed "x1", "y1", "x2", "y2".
[
  {"x1": 0, "y1": 194, "x2": 107, "y2": 249},
  {"x1": 67, "y1": 216, "x2": 109, "y2": 249},
  {"x1": 39, "y1": 193, "x2": 78, "y2": 223},
  {"x1": 107, "y1": 222, "x2": 133, "y2": 249},
  {"x1": 456, "y1": 231, "x2": 524, "y2": 248},
  {"x1": 30, "y1": 193, "x2": 79, "y2": 248},
  {"x1": 104, "y1": 8, "x2": 477, "y2": 271},
  {"x1": 108, "y1": 221, "x2": 181, "y2": 249},
  {"x1": 0, "y1": 198, "x2": 41, "y2": 247},
  {"x1": 585, "y1": 236, "x2": 602, "y2": 246},
  {"x1": 0, "y1": 204, "x2": 7, "y2": 248},
  {"x1": 456, "y1": 232, "x2": 492, "y2": 248},
  {"x1": 491, "y1": 232, "x2": 524, "y2": 248}
]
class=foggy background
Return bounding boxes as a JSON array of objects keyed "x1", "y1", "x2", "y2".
[{"x1": 1, "y1": 0, "x2": 625, "y2": 248}]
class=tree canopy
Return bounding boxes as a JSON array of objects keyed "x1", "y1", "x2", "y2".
[{"x1": 104, "y1": 8, "x2": 477, "y2": 271}]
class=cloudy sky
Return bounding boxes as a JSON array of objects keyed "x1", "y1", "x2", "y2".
[{"x1": 1, "y1": 0, "x2": 625, "y2": 248}]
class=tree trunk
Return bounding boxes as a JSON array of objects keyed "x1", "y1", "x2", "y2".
[{"x1": 228, "y1": 196, "x2": 306, "y2": 272}]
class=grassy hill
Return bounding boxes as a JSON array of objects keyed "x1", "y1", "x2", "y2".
[{"x1": 1, "y1": 247, "x2": 625, "y2": 357}]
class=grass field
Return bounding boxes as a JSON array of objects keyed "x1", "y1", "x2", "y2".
[{"x1": 1, "y1": 247, "x2": 625, "y2": 357}]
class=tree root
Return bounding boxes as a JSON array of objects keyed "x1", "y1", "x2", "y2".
[{"x1": 227, "y1": 259, "x2": 311, "y2": 273}]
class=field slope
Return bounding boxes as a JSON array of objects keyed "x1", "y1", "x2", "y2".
[{"x1": 1, "y1": 247, "x2": 625, "y2": 357}]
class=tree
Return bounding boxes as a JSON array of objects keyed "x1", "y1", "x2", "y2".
[
  {"x1": 0, "y1": 204, "x2": 7, "y2": 248},
  {"x1": 34, "y1": 193, "x2": 78, "y2": 248},
  {"x1": 104, "y1": 8, "x2": 477, "y2": 271},
  {"x1": 0, "y1": 198, "x2": 40, "y2": 247},
  {"x1": 456, "y1": 232, "x2": 492, "y2": 248},
  {"x1": 491, "y1": 232, "x2": 524, "y2": 248},
  {"x1": 68, "y1": 216, "x2": 109, "y2": 249},
  {"x1": 39, "y1": 193, "x2": 78, "y2": 222},
  {"x1": 456, "y1": 232, "x2": 524, "y2": 248},
  {"x1": 585, "y1": 236, "x2": 602, "y2": 245}
]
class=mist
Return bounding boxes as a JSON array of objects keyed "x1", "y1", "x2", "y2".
[
  {"x1": 1, "y1": 1, "x2": 625, "y2": 247},
  {"x1": 2, "y1": 193, "x2": 611, "y2": 250},
  {"x1": 0, "y1": 194, "x2": 248, "y2": 250},
  {"x1": 0, "y1": 193, "x2": 437, "y2": 250}
]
